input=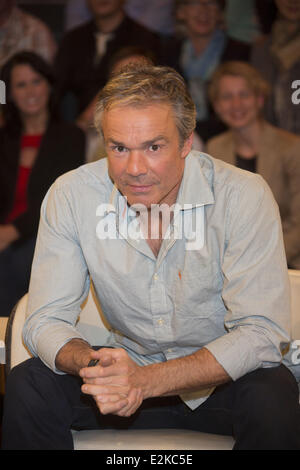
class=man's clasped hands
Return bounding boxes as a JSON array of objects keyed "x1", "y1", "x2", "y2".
[{"x1": 80, "y1": 348, "x2": 146, "y2": 418}]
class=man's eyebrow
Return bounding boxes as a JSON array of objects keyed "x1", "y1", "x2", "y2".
[
  {"x1": 106, "y1": 136, "x2": 169, "y2": 147},
  {"x1": 106, "y1": 138, "x2": 126, "y2": 146},
  {"x1": 142, "y1": 136, "x2": 169, "y2": 146}
]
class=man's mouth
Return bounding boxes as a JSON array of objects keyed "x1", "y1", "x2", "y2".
[{"x1": 127, "y1": 184, "x2": 153, "y2": 192}]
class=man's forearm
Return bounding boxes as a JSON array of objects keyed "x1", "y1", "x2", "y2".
[
  {"x1": 140, "y1": 347, "x2": 231, "y2": 399},
  {"x1": 55, "y1": 338, "x2": 94, "y2": 375}
]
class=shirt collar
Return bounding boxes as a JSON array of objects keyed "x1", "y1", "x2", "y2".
[{"x1": 176, "y1": 151, "x2": 215, "y2": 209}]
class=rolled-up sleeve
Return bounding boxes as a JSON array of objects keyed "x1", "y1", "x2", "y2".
[
  {"x1": 23, "y1": 179, "x2": 90, "y2": 373},
  {"x1": 205, "y1": 175, "x2": 291, "y2": 381}
]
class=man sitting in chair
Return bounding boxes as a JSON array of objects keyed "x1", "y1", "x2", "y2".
[{"x1": 2, "y1": 64, "x2": 300, "y2": 450}]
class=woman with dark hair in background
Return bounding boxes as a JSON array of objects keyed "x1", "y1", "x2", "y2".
[{"x1": 0, "y1": 51, "x2": 85, "y2": 317}]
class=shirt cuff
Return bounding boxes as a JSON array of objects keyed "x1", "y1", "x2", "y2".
[
  {"x1": 34, "y1": 323, "x2": 87, "y2": 374},
  {"x1": 205, "y1": 328, "x2": 262, "y2": 381}
]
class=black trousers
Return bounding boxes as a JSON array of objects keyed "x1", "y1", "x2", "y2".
[{"x1": 2, "y1": 358, "x2": 300, "y2": 450}]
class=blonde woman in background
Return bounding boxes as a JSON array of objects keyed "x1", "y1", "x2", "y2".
[{"x1": 206, "y1": 60, "x2": 300, "y2": 269}]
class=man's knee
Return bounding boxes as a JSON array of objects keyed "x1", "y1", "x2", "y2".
[
  {"x1": 233, "y1": 365, "x2": 300, "y2": 449},
  {"x1": 236, "y1": 365, "x2": 299, "y2": 409},
  {"x1": 4, "y1": 358, "x2": 54, "y2": 414},
  {"x1": 5, "y1": 358, "x2": 40, "y2": 396},
  {"x1": 2, "y1": 358, "x2": 78, "y2": 449}
]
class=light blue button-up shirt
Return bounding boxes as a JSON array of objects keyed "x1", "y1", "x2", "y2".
[{"x1": 24, "y1": 152, "x2": 291, "y2": 408}]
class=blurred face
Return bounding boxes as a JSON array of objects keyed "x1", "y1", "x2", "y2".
[
  {"x1": 213, "y1": 75, "x2": 264, "y2": 130},
  {"x1": 178, "y1": 0, "x2": 222, "y2": 38},
  {"x1": 103, "y1": 103, "x2": 193, "y2": 208},
  {"x1": 87, "y1": 0, "x2": 124, "y2": 18},
  {"x1": 10, "y1": 64, "x2": 50, "y2": 118},
  {"x1": 275, "y1": 0, "x2": 300, "y2": 22}
]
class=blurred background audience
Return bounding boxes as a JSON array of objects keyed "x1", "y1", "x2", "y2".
[
  {"x1": 0, "y1": 51, "x2": 85, "y2": 317},
  {"x1": 206, "y1": 61, "x2": 300, "y2": 269},
  {"x1": 162, "y1": 0, "x2": 251, "y2": 142},
  {"x1": 0, "y1": 0, "x2": 299, "y2": 317},
  {"x1": 252, "y1": 0, "x2": 300, "y2": 134},
  {"x1": 0, "y1": 0, "x2": 57, "y2": 69},
  {"x1": 54, "y1": 0, "x2": 161, "y2": 124},
  {"x1": 225, "y1": 0, "x2": 261, "y2": 44},
  {"x1": 65, "y1": 0, "x2": 176, "y2": 37}
]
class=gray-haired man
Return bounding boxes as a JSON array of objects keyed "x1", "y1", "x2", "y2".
[{"x1": 2, "y1": 65, "x2": 300, "y2": 450}]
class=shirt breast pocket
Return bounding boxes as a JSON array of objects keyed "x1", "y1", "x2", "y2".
[{"x1": 175, "y1": 256, "x2": 223, "y2": 319}]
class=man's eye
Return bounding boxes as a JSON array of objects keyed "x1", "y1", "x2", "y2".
[
  {"x1": 149, "y1": 144, "x2": 160, "y2": 152},
  {"x1": 113, "y1": 145, "x2": 127, "y2": 153}
]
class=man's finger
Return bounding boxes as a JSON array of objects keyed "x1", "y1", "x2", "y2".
[
  {"x1": 114, "y1": 388, "x2": 143, "y2": 417},
  {"x1": 81, "y1": 382, "x2": 128, "y2": 397},
  {"x1": 97, "y1": 398, "x2": 129, "y2": 415}
]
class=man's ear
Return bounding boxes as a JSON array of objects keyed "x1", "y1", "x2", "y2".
[{"x1": 181, "y1": 132, "x2": 194, "y2": 158}]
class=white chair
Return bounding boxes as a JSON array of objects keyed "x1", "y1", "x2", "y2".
[{"x1": 6, "y1": 268, "x2": 300, "y2": 450}]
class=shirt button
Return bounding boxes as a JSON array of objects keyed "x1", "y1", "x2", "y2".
[
  {"x1": 157, "y1": 318, "x2": 164, "y2": 325},
  {"x1": 153, "y1": 273, "x2": 158, "y2": 281}
]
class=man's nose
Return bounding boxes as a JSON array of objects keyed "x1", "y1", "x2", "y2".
[{"x1": 126, "y1": 150, "x2": 148, "y2": 176}]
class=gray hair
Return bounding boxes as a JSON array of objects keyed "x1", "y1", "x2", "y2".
[{"x1": 94, "y1": 64, "x2": 196, "y2": 147}]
